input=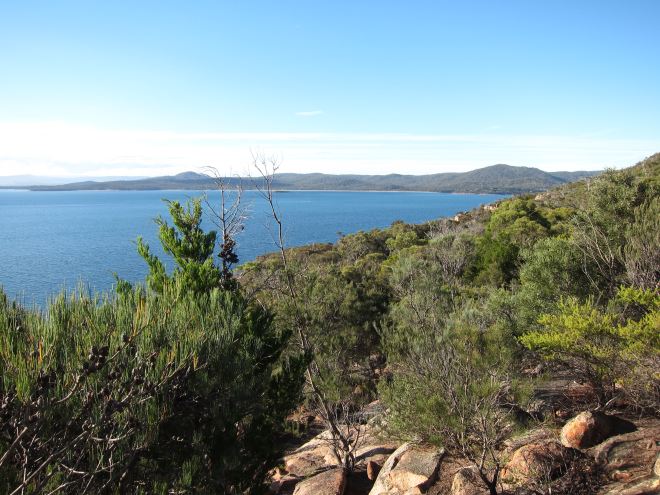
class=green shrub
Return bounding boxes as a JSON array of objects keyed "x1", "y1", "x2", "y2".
[
  {"x1": 521, "y1": 287, "x2": 659, "y2": 410},
  {"x1": 0, "y1": 286, "x2": 304, "y2": 494},
  {"x1": 380, "y1": 297, "x2": 526, "y2": 495}
]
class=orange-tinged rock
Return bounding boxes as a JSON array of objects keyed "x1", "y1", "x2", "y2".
[
  {"x1": 593, "y1": 426, "x2": 660, "y2": 481},
  {"x1": 368, "y1": 443, "x2": 444, "y2": 495},
  {"x1": 593, "y1": 425, "x2": 660, "y2": 495},
  {"x1": 293, "y1": 468, "x2": 346, "y2": 495},
  {"x1": 388, "y1": 448, "x2": 442, "y2": 491},
  {"x1": 602, "y1": 476, "x2": 660, "y2": 495},
  {"x1": 560, "y1": 411, "x2": 635, "y2": 449},
  {"x1": 450, "y1": 466, "x2": 488, "y2": 495},
  {"x1": 284, "y1": 431, "x2": 338, "y2": 477},
  {"x1": 367, "y1": 460, "x2": 381, "y2": 481},
  {"x1": 501, "y1": 440, "x2": 572, "y2": 483},
  {"x1": 269, "y1": 475, "x2": 301, "y2": 494}
]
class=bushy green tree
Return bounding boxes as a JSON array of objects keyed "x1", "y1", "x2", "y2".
[
  {"x1": 387, "y1": 251, "x2": 456, "y2": 336},
  {"x1": 137, "y1": 198, "x2": 226, "y2": 294},
  {"x1": 471, "y1": 198, "x2": 556, "y2": 287},
  {"x1": 624, "y1": 197, "x2": 660, "y2": 290},
  {"x1": 379, "y1": 243, "x2": 528, "y2": 494},
  {"x1": 491, "y1": 237, "x2": 592, "y2": 337},
  {"x1": 243, "y1": 244, "x2": 389, "y2": 459}
]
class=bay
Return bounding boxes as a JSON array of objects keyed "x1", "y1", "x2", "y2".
[{"x1": 0, "y1": 189, "x2": 503, "y2": 305}]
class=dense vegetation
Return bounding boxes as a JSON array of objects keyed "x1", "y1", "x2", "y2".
[
  {"x1": 26, "y1": 164, "x2": 599, "y2": 194},
  {"x1": 0, "y1": 154, "x2": 658, "y2": 493},
  {"x1": 240, "y1": 153, "x2": 659, "y2": 492}
]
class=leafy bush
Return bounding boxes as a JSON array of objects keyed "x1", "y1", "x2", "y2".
[
  {"x1": 381, "y1": 245, "x2": 527, "y2": 494},
  {"x1": 570, "y1": 166, "x2": 658, "y2": 297},
  {"x1": 470, "y1": 198, "x2": 555, "y2": 287},
  {"x1": 521, "y1": 287, "x2": 659, "y2": 410},
  {"x1": 624, "y1": 197, "x2": 660, "y2": 290},
  {"x1": 492, "y1": 237, "x2": 592, "y2": 337},
  {"x1": 380, "y1": 298, "x2": 526, "y2": 495}
]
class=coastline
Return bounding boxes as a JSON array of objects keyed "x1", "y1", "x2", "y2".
[{"x1": 0, "y1": 187, "x2": 509, "y2": 196}]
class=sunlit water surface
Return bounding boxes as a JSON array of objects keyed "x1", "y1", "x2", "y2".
[{"x1": 0, "y1": 189, "x2": 503, "y2": 306}]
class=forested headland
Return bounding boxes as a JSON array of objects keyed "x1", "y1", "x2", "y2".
[
  {"x1": 1, "y1": 154, "x2": 658, "y2": 494},
  {"x1": 21, "y1": 164, "x2": 599, "y2": 195}
]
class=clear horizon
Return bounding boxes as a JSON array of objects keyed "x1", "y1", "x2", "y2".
[{"x1": 1, "y1": 1, "x2": 659, "y2": 176}]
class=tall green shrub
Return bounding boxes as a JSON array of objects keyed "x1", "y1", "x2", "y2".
[{"x1": 0, "y1": 286, "x2": 304, "y2": 493}]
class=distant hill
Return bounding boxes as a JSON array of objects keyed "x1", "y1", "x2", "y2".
[
  {"x1": 0, "y1": 174, "x2": 148, "y2": 187},
  {"x1": 21, "y1": 172, "x2": 213, "y2": 192},
  {"x1": 22, "y1": 166, "x2": 601, "y2": 194}
]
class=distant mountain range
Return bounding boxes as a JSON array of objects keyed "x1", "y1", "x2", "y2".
[{"x1": 4, "y1": 165, "x2": 601, "y2": 194}]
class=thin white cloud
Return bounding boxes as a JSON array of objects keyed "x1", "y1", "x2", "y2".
[
  {"x1": 295, "y1": 110, "x2": 324, "y2": 117},
  {"x1": 0, "y1": 121, "x2": 657, "y2": 177}
]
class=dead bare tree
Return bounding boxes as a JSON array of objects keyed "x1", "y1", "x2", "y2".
[
  {"x1": 571, "y1": 211, "x2": 623, "y2": 298},
  {"x1": 202, "y1": 167, "x2": 248, "y2": 290},
  {"x1": 623, "y1": 197, "x2": 660, "y2": 291},
  {"x1": 250, "y1": 152, "x2": 363, "y2": 471}
]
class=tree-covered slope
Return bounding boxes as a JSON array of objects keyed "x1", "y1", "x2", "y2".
[{"x1": 238, "y1": 153, "x2": 658, "y2": 491}]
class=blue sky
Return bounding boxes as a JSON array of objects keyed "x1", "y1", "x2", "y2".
[{"x1": 1, "y1": 0, "x2": 659, "y2": 176}]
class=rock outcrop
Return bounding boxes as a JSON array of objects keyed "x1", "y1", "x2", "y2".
[
  {"x1": 501, "y1": 440, "x2": 574, "y2": 484},
  {"x1": 560, "y1": 411, "x2": 636, "y2": 449},
  {"x1": 450, "y1": 466, "x2": 489, "y2": 495},
  {"x1": 368, "y1": 443, "x2": 444, "y2": 495},
  {"x1": 269, "y1": 473, "x2": 302, "y2": 494},
  {"x1": 274, "y1": 422, "x2": 398, "y2": 494},
  {"x1": 274, "y1": 411, "x2": 659, "y2": 495},
  {"x1": 284, "y1": 430, "x2": 339, "y2": 478},
  {"x1": 293, "y1": 468, "x2": 347, "y2": 495},
  {"x1": 593, "y1": 425, "x2": 660, "y2": 494},
  {"x1": 367, "y1": 460, "x2": 381, "y2": 481},
  {"x1": 601, "y1": 477, "x2": 660, "y2": 495}
]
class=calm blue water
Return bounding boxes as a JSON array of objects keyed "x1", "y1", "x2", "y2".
[{"x1": 0, "y1": 190, "x2": 503, "y2": 305}]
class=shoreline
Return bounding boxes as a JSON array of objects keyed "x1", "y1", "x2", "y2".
[{"x1": 0, "y1": 187, "x2": 509, "y2": 196}]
